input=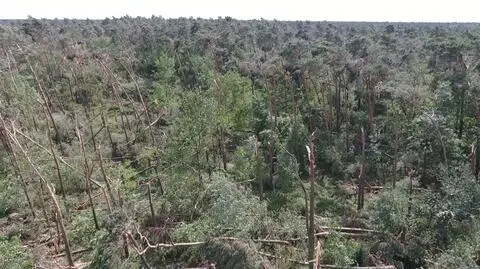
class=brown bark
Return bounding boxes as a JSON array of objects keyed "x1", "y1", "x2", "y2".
[
  {"x1": 307, "y1": 133, "x2": 316, "y2": 269},
  {"x1": 147, "y1": 183, "x2": 155, "y2": 220},
  {"x1": 76, "y1": 125, "x2": 100, "y2": 230},
  {"x1": 43, "y1": 106, "x2": 69, "y2": 214},
  {"x1": 7, "y1": 127, "x2": 74, "y2": 268},
  {"x1": 0, "y1": 121, "x2": 36, "y2": 218},
  {"x1": 358, "y1": 127, "x2": 366, "y2": 211}
]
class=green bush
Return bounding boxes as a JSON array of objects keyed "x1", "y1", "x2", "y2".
[
  {"x1": 0, "y1": 236, "x2": 34, "y2": 269},
  {"x1": 435, "y1": 238, "x2": 480, "y2": 269},
  {"x1": 368, "y1": 183, "x2": 409, "y2": 234},
  {"x1": 0, "y1": 174, "x2": 22, "y2": 218},
  {"x1": 173, "y1": 172, "x2": 270, "y2": 240},
  {"x1": 322, "y1": 232, "x2": 360, "y2": 266},
  {"x1": 68, "y1": 211, "x2": 98, "y2": 247}
]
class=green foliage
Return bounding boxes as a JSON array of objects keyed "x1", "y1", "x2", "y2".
[
  {"x1": 174, "y1": 52, "x2": 212, "y2": 91},
  {"x1": 0, "y1": 174, "x2": 21, "y2": 218},
  {"x1": 152, "y1": 53, "x2": 179, "y2": 110},
  {"x1": 0, "y1": 236, "x2": 34, "y2": 269},
  {"x1": 107, "y1": 162, "x2": 138, "y2": 193},
  {"x1": 283, "y1": 119, "x2": 308, "y2": 178},
  {"x1": 68, "y1": 210, "x2": 98, "y2": 247},
  {"x1": 166, "y1": 90, "x2": 216, "y2": 173},
  {"x1": 4, "y1": 17, "x2": 480, "y2": 268},
  {"x1": 230, "y1": 137, "x2": 258, "y2": 182},
  {"x1": 322, "y1": 233, "x2": 361, "y2": 266},
  {"x1": 199, "y1": 239, "x2": 267, "y2": 269},
  {"x1": 368, "y1": 184, "x2": 409, "y2": 233},
  {"x1": 434, "y1": 226, "x2": 480, "y2": 269},
  {"x1": 87, "y1": 36, "x2": 115, "y2": 52},
  {"x1": 89, "y1": 229, "x2": 141, "y2": 269},
  {"x1": 218, "y1": 71, "x2": 253, "y2": 132},
  {"x1": 251, "y1": 93, "x2": 269, "y2": 135},
  {"x1": 173, "y1": 173, "x2": 269, "y2": 240},
  {"x1": 441, "y1": 164, "x2": 480, "y2": 220},
  {"x1": 89, "y1": 211, "x2": 138, "y2": 269}
]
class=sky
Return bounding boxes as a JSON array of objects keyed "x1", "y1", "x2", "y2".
[{"x1": 0, "y1": 0, "x2": 479, "y2": 22}]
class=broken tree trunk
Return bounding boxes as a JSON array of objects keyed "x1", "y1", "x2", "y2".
[
  {"x1": 307, "y1": 133, "x2": 316, "y2": 269},
  {"x1": 358, "y1": 127, "x2": 366, "y2": 211}
]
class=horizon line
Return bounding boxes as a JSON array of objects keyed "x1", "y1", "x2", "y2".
[{"x1": 0, "y1": 15, "x2": 479, "y2": 24}]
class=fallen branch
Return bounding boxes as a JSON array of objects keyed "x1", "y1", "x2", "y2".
[
  {"x1": 360, "y1": 186, "x2": 423, "y2": 192},
  {"x1": 144, "y1": 113, "x2": 167, "y2": 130},
  {"x1": 124, "y1": 227, "x2": 379, "y2": 256},
  {"x1": 256, "y1": 250, "x2": 308, "y2": 265},
  {"x1": 218, "y1": 236, "x2": 291, "y2": 246},
  {"x1": 315, "y1": 231, "x2": 372, "y2": 238},
  {"x1": 256, "y1": 251, "x2": 396, "y2": 269},
  {"x1": 287, "y1": 230, "x2": 379, "y2": 242},
  {"x1": 322, "y1": 264, "x2": 396, "y2": 269},
  {"x1": 125, "y1": 232, "x2": 152, "y2": 269},
  {"x1": 53, "y1": 247, "x2": 93, "y2": 258},
  {"x1": 317, "y1": 226, "x2": 382, "y2": 234},
  {"x1": 125, "y1": 228, "x2": 394, "y2": 268},
  {"x1": 127, "y1": 230, "x2": 204, "y2": 255},
  {"x1": 73, "y1": 192, "x2": 104, "y2": 211}
]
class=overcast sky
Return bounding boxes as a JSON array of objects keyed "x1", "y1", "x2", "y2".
[{"x1": 1, "y1": 0, "x2": 478, "y2": 22}]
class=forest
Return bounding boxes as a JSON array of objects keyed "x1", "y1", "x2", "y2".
[{"x1": 1, "y1": 16, "x2": 480, "y2": 269}]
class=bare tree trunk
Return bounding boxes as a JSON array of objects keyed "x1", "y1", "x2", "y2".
[
  {"x1": 205, "y1": 151, "x2": 212, "y2": 179},
  {"x1": 403, "y1": 169, "x2": 415, "y2": 242},
  {"x1": 147, "y1": 183, "x2": 155, "y2": 221},
  {"x1": 7, "y1": 127, "x2": 74, "y2": 268},
  {"x1": 1, "y1": 126, "x2": 36, "y2": 218},
  {"x1": 255, "y1": 136, "x2": 263, "y2": 200},
  {"x1": 335, "y1": 74, "x2": 342, "y2": 133},
  {"x1": 98, "y1": 60, "x2": 130, "y2": 142},
  {"x1": 268, "y1": 140, "x2": 275, "y2": 191},
  {"x1": 43, "y1": 106, "x2": 69, "y2": 214},
  {"x1": 212, "y1": 57, "x2": 228, "y2": 172},
  {"x1": 425, "y1": 112, "x2": 447, "y2": 166},
  {"x1": 393, "y1": 123, "x2": 398, "y2": 188},
  {"x1": 27, "y1": 58, "x2": 63, "y2": 150},
  {"x1": 266, "y1": 77, "x2": 276, "y2": 190},
  {"x1": 358, "y1": 127, "x2": 366, "y2": 211},
  {"x1": 101, "y1": 110, "x2": 114, "y2": 146},
  {"x1": 315, "y1": 240, "x2": 322, "y2": 269},
  {"x1": 101, "y1": 187, "x2": 112, "y2": 213},
  {"x1": 119, "y1": 59, "x2": 156, "y2": 144},
  {"x1": 76, "y1": 125, "x2": 100, "y2": 230},
  {"x1": 218, "y1": 129, "x2": 227, "y2": 171},
  {"x1": 123, "y1": 233, "x2": 130, "y2": 258},
  {"x1": 344, "y1": 83, "x2": 350, "y2": 154},
  {"x1": 148, "y1": 159, "x2": 164, "y2": 194},
  {"x1": 307, "y1": 133, "x2": 316, "y2": 269},
  {"x1": 98, "y1": 146, "x2": 116, "y2": 206},
  {"x1": 38, "y1": 179, "x2": 49, "y2": 224},
  {"x1": 118, "y1": 188, "x2": 124, "y2": 209}
]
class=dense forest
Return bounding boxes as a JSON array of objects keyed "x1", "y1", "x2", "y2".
[{"x1": 1, "y1": 16, "x2": 480, "y2": 269}]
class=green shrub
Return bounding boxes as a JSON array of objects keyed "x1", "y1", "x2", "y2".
[
  {"x1": 368, "y1": 183, "x2": 409, "y2": 234},
  {"x1": 0, "y1": 174, "x2": 22, "y2": 218},
  {"x1": 435, "y1": 239, "x2": 480, "y2": 269},
  {"x1": 0, "y1": 236, "x2": 34, "y2": 269},
  {"x1": 322, "y1": 232, "x2": 360, "y2": 266},
  {"x1": 68, "y1": 211, "x2": 98, "y2": 247},
  {"x1": 173, "y1": 172, "x2": 270, "y2": 240}
]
